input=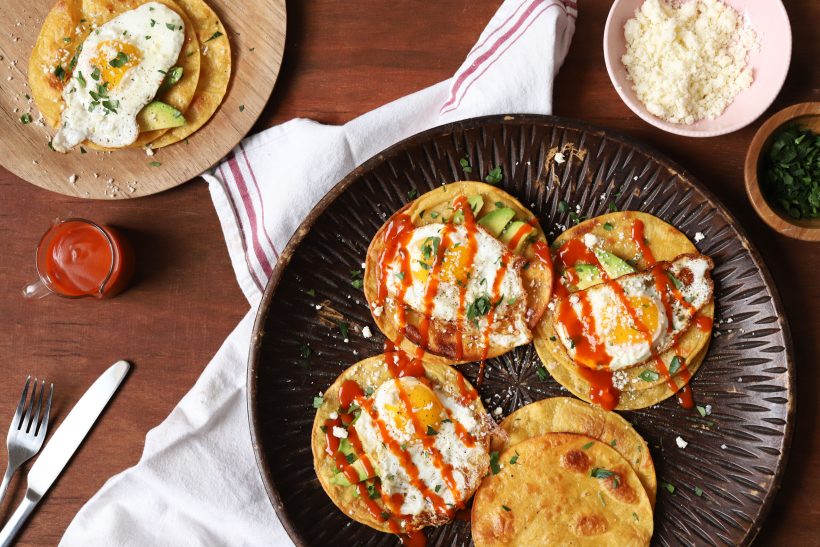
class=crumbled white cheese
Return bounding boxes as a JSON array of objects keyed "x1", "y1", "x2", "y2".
[
  {"x1": 315, "y1": 305, "x2": 322, "y2": 310},
  {"x1": 675, "y1": 436, "x2": 688, "y2": 449},
  {"x1": 361, "y1": 262, "x2": 366, "y2": 269},
  {"x1": 622, "y1": 0, "x2": 759, "y2": 124},
  {"x1": 328, "y1": 411, "x2": 338, "y2": 420},
  {"x1": 583, "y1": 233, "x2": 599, "y2": 249},
  {"x1": 68, "y1": 174, "x2": 77, "y2": 184},
  {"x1": 343, "y1": 338, "x2": 349, "y2": 344},
  {"x1": 554, "y1": 152, "x2": 566, "y2": 164},
  {"x1": 694, "y1": 232, "x2": 705, "y2": 243},
  {"x1": 372, "y1": 305, "x2": 384, "y2": 317},
  {"x1": 493, "y1": 407, "x2": 503, "y2": 417},
  {"x1": 362, "y1": 326, "x2": 373, "y2": 338},
  {"x1": 332, "y1": 426, "x2": 348, "y2": 439},
  {"x1": 720, "y1": 444, "x2": 727, "y2": 450},
  {"x1": 144, "y1": 146, "x2": 154, "y2": 157},
  {"x1": 705, "y1": 404, "x2": 712, "y2": 415}
]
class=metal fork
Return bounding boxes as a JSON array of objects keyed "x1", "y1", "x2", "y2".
[{"x1": 0, "y1": 377, "x2": 53, "y2": 507}]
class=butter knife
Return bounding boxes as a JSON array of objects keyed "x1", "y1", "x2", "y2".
[{"x1": 0, "y1": 360, "x2": 129, "y2": 546}]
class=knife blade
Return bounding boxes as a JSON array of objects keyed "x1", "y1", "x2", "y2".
[{"x1": 0, "y1": 360, "x2": 129, "y2": 546}]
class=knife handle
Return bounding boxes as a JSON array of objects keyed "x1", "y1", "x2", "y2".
[{"x1": 0, "y1": 490, "x2": 40, "y2": 547}]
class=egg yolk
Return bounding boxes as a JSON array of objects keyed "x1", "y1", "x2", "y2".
[
  {"x1": 91, "y1": 40, "x2": 142, "y2": 89},
  {"x1": 383, "y1": 381, "x2": 444, "y2": 435},
  {"x1": 411, "y1": 237, "x2": 471, "y2": 285},
  {"x1": 599, "y1": 294, "x2": 662, "y2": 348}
]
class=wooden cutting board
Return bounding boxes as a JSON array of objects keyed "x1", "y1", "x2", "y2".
[{"x1": 0, "y1": 0, "x2": 286, "y2": 199}]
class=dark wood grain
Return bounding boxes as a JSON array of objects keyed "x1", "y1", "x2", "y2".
[{"x1": 0, "y1": 0, "x2": 816, "y2": 545}]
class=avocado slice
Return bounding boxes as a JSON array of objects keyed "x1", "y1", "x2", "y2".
[
  {"x1": 350, "y1": 458, "x2": 376, "y2": 482},
  {"x1": 478, "y1": 207, "x2": 516, "y2": 237},
  {"x1": 330, "y1": 472, "x2": 353, "y2": 487},
  {"x1": 594, "y1": 248, "x2": 634, "y2": 279},
  {"x1": 161, "y1": 66, "x2": 184, "y2": 89},
  {"x1": 569, "y1": 250, "x2": 636, "y2": 290},
  {"x1": 468, "y1": 195, "x2": 484, "y2": 216},
  {"x1": 572, "y1": 263, "x2": 601, "y2": 290},
  {"x1": 500, "y1": 220, "x2": 535, "y2": 252},
  {"x1": 137, "y1": 101, "x2": 186, "y2": 132},
  {"x1": 338, "y1": 437, "x2": 356, "y2": 459}
]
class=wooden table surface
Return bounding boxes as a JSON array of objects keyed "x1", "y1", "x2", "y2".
[{"x1": 0, "y1": 1, "x2": 817, "y2": 545}]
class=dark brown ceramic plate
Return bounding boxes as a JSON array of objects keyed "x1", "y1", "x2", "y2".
[{"x1": 248, "y1": 115, "x2": 795, "y2": 546}]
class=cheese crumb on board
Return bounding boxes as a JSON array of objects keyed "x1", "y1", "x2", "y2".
[{"x1": 622, "y1": 0, "x2": 758, "y2": 124}]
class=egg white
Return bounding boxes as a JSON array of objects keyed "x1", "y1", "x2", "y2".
[
  {"x1": 353, "y1": 377, "x2": 488, "y2": 517},
  {"x1": 52, "y1": 2, "x2": 185, "y2": 152},
  {"x1": 555, "y1": 255, "x2": 712, "y2": 370},
  {"x1": 385, "y1": 223, "x2": 530, "y2": 348}
]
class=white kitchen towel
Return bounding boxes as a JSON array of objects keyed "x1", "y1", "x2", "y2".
[{"x1": 61, "y1": 1, "x2": 576, "y2": 545}]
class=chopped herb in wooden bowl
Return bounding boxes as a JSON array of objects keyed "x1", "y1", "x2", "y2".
[{"x1": 761, "y1": 124, "x2": 820, "y2": 219}]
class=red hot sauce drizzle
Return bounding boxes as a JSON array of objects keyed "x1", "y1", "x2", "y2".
[
  {"x1": 551, "y1": 219, "x2": 704, "y2": 410},
  {"x1": 453, "y1": 196, "x2": 480, "y2": 363}
]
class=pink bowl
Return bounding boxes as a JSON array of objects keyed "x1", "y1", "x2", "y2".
[{"x1": 603, "y1": 0, "x2": 792, "y2": 138}]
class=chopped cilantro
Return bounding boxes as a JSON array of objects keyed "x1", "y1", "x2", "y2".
[
  {"x1": 148, "y1": 161, "x2": 162, "y2": 167},
  {"x1": 694, "y1": 486, "x2": 703, "y2": 497},
  {"x1": 501, "y1": 505, "x2": 511, "y2": 512},
  {"x1": 80, "y1": 146, "x2": 87, "y2": 154},
  {"x1": 485, "y1": 165, "x2": 503, "y2": 185},
  {"x1": 426, "y1": 425, "x2": 437, "y2": 436},
  {"x1": 166, "y1": 22, "x2": 177, "y2": 31},
  {"x1": 205, "y1": 30, "x2": 224, "y2": 42},
  {"x1": 381, "y1": 511, "x2": 390, "y2": 521},
  {"x1": 639, "y1": 370, "x2": 659, "y2": 382},
  {"x1": 489, "y1": 451, "x2": 501, "y2": 474},
  {"x1": 667, "y1": 271, "x2": 683, "y2": 290},
  {"x1": 434, "y1": 484, "x2": 441, "y2": 493},
  {"x1": 429, "y1": 212, "x2": 439, "y2": 219},
  {"x1": 509, "y1": 452, "x2": 519, "y2": 465},
  {"x1": 76, "y1": 71, "x2": 86, "y2": 88},
  {"x1": 394, "y1": 271, "x2": 405, "y2": 281},
  {"x1": 366, "y1": 482, "x2": 380, "y2": 499},
  {"x1": 299, "y1": 344, "x2": 312, "y2": 359},
  {"x1": 407, "y1": 188, "x2": 418, "y2": 200},
  {"x1": 761, "y1": 124, "x2": 820, "y2": 219},
  {"x1": 608, "y1": 202, "x2": 619, "y2": 212},
  {"x1": 421, "y1": 237, "x2": 441, "y2": 261},
  {"x1": 581, "y1": 441, "x2": 594, "y2": 450},
  {"x1": 53, "y1": 65, "x2": 66, "y2": 81},
  {"x1": 669, "y1": 355, "x2": 683, "y2": 375},
  {"x1": 459, "y1": 155, "x2": 472, "y2": 174},
  {"x1": 558, "y1": 200, "x2": 569, "y2": 214},
  {"x1": 660, "y1": 481, "x2": 676, "y2": 494},
  {"x1": 610, "y1": 439, "x2": 617, "y2": 447},
  {"x1": 466, "y1": 295, "x2": 491, "y2": 327},
  {"x1": 91, "y1": 67, "x2": 101, "y2": 81},
  {"x1": 337, "y1": 321, "x2": 350, "y2": 340},
  {"x1": 239, "y1": 104, "x2": 245, "y2": 112},
  {"x1": 591, "y1": 468, "x2": 619, "y2": 487},
  {"x1": 306, "y1": 288, "x2": 316, "y2": 296},
  {"x1": 535, "y1": 365, "x2": 549, "y2": 381},
  {"x1": 108, "y1": 51, "x2": 129, "y2": 68},
  {"x1": 350, "y1": 268, "x2": 363, "y2": 289},
  {"x1": 19, "y1": 113, "x2": 32, "y2": 125},
  {"x1": 603, "y1": 222, "x2": 614, "y2": 231}
]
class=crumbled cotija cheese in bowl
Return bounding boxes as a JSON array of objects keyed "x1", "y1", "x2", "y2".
[{"x1": 622, "y1": 0, "x2": 758, "y2": 125}]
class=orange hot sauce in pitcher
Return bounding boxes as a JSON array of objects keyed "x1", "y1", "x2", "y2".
[{"x1": 26, "y1": 218, "x2": 134, "y2": 299}]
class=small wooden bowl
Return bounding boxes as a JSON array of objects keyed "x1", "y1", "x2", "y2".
[{"x1": 744, "y1": 102, "x2": 820, "y2": 242}]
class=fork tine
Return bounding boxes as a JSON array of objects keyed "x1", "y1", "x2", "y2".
[
  {"x1": 13, "y1": 376, "x2": 31, "y2": 430},
  {"x1": 29, "y1": 380, "x2": 46, "y2": 435},
  {"x1": 24, "y1": 379, "x2": 39, "y2": 434},
  {"x1": 36, "y1": 383, "x2": 54, "y2": 438}
]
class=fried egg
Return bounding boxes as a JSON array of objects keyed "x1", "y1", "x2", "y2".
[
  {"x1": 553, "y1": 254, "x2": 713, "y2": 370},
  {"x1": 385, "y1": 223, "x2": 530, "y2": 347},
  {"x1": 353, "y1": 376, "x2": 490, "y2": 521},
  {"x1": 51, "y1": 2, "x2": 184, "y2": 152}
]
